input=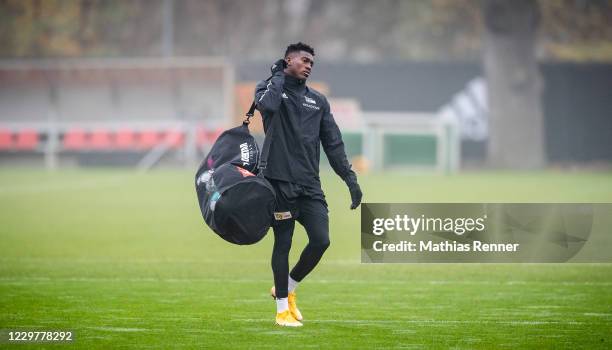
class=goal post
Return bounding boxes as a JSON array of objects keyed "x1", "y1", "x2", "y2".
[{"x1": 362, "y1": 112, "x2": 460, "y2": 173}]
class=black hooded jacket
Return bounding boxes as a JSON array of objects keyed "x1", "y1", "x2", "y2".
[{"x1": 254, "y1": 71, "x2": 354, "y2": 192}]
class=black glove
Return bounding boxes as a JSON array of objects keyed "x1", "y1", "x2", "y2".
[
  {"x1": 271, "y1": 58, "x2": 287, "y2": 75},
  {"x1": 344, "y1": 171, "x2": 363, "y2": 210}
]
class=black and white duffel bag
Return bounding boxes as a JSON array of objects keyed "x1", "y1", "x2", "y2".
[{"x1": 195, "y1": 98, "x2": 277, "y2": 245}]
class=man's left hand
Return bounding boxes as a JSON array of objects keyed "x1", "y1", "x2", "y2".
[
  {"x1": 270, "y1": 58, "x2": 287, "y2": 75},
  {"x1": 348, "y1": 181, "x2": 363, "y2": 210},
  {"x1": 344, "y1": 173, "x2": 362, "y2": 210}
]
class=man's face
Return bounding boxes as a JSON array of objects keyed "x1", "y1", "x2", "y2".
[{"x1": 285, "y1": 51, "x2": 314, "y2": 80}]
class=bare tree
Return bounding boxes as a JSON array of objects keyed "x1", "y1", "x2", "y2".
[{"x1": 483, "y1": 0, "x2": 545, "y2": 169}]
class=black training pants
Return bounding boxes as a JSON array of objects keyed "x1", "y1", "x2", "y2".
[{"x1": 271, "y1": 196, "x2": 330, "y2": 299}]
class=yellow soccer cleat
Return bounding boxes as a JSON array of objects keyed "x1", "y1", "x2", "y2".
[
  {"x1": 287, "y1": 292, "x2": 303, "y2": 321},
  {"x1": 270, "y1": 286, "x2": 303, "y2": 321},
  {"x1": 275, "y1": 310, "x2": 303, "y2": 327}
]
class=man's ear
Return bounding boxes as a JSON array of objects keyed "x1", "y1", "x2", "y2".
[{"x1": 285, "y1": 57, "x2": 291, "y2": 66}]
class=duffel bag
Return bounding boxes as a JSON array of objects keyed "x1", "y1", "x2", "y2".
[{"x1": 194, "y1": 88, "x2": 277, "y2": 245}]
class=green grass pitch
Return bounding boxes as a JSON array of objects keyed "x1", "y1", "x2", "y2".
[{"x1": 1, "y1": 169, "x2": 611, "y2": 349}]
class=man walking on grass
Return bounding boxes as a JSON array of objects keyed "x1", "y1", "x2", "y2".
[{"x1": 255, "y1": 42, "x2": 362, "y2": 327}]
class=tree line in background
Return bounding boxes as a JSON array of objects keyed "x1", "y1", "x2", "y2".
[
  {"x1": 1, "y1": 0, "x2": 611, "y2": 62},
  {"x1": 1, "y1": 0, "x2": 609, "y2": 169}
]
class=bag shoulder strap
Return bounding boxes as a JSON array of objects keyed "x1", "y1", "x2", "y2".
[
  {"x1": 242, "y1": 75, "x2": 275, "y2": 173},
  {"x1": 257, "y1": 113, "x2": 274, "y2": 172},
  {"x1": 243, "y1": 101, "x2": 257, "y2": 125}
]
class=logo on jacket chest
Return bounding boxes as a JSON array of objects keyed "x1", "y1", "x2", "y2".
[
  {"x1": 303, "y1": 95, "x2": 319, "y2": 110},
  {"x1": 282, "y1": 91, "x2": 320, "y2": 110}
]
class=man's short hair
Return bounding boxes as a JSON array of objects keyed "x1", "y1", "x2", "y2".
[{"x1": 285, "y1": 42, "x2": 315, "y2": 58}]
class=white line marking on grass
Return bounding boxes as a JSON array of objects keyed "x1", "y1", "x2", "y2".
[
  {"x1": 88, "y1": 327, "x2": 150, "y2": 332},
  {"x1": 523, "y1": 305, "x2": 563, "y2": 309},
  {"x1": 1, "y1": 276, "x2": 612, "y2": 287},
  {"x1": 234, "y1": 319, "x2": 586, "y2": 326},
  {"x1": 246, "y1": 344, "x2": 321, "y2": 349},
  {"x1": 301, "y1": 279, "x2": 612, "y2": 286},
  {"x1": 256, "y1": 330, "x2": 310, "y2": 337},
  {"x1": 0, "y1": 176, "x2": 126, "y2": 195},
  {"x1": 88, "y1": 335, "x2": 114, "y2": 340},
  {"x1": 583, "y1": 313, "x2": 611, "y2": 317},
  {"x1": 391, "y1": 329, "x2": 417, "y2": 334},
  {"x1": 196, "y1": 329, "x2": 239, "y2": 335},
  {"x1": 0, "y1": 276, "x2": 263, "y2": 284},
  {"x1": 0, "y1": 257, "x2": 361, "y2": 266},
  {"x1": 0, "y1": 257, "x2": 267, "y2": 264}
]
